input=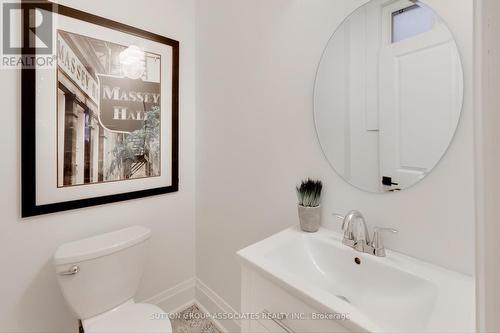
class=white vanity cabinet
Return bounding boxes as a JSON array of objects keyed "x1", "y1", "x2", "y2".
[
  {"x1": 241, "y1": 265, "x2": 351, "y2": 333},
  {"x1": 237, "y1": 227, "x2": 475, "y2": 333}
]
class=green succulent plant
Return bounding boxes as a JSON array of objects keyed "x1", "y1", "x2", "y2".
[{"x1": 296, "y1": 179, "x2": 323, "y2": 207}]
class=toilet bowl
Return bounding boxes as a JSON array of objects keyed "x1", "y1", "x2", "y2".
[{"x1": 54, "y1": 226, "x2": 172, "y2": 333}]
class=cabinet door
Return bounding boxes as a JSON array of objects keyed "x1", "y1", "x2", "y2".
[{"x1": 242, "y1": 267, "x2": 352, "y2": 333}]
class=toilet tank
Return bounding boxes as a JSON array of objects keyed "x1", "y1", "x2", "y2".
[{"x1": 54, "y1": 226, "x2": 151, "y2": 320}]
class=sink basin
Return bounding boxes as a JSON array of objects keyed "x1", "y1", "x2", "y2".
[{"x1": 237, "y1": 226, "x2": 475, "y2": 332}]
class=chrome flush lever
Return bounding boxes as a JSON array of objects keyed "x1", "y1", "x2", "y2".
[{"x1": 59, "y1": 265, "x2": 80, "y2": 276}]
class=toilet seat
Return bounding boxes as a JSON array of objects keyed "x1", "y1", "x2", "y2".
[{"x1": 83, "y1": 303, "x2": 172, "y2": 333}]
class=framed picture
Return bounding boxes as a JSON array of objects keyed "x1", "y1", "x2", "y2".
[{"x1": 21, "y1": 1, "x2": 179, "y2": 217}]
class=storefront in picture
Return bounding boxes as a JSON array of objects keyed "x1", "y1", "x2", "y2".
[{"x1": 56, "y1": 30, "x2": 161, "y2": 187}]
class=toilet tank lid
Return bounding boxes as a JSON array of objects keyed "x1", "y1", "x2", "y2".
[{"x1": 54, "y1": 226, "x2": 151, "y2": 265}]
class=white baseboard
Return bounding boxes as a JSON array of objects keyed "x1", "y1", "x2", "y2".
[
  {"x1": 194, "y1": 300, "x2": 231, "y2": 333},
  {"x1": 141, "y1": 277, "x2": 196, "y2": 314},
  {"x1": 195, "y1": 278, "x2": 241, "y2": 333},
  {"x1": 141, "y1": 277, "x2": 241, "y2": 333}
]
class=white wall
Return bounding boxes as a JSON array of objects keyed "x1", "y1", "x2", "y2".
[
  {"x1": 0, "y1": 0, "x2": 196, "y2": 332},
  {"x1": 196, "y1": 0, "x2": 475, "y2": 314},
  {"x1": 475, "y1": 0, "x2": 500, "y2": 331}
]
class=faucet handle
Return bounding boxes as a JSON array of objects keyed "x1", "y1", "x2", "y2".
[
  {"x1": 371, "y1": 227, "x2": 398, "y2": 257},
  {"x1": 374, "y1": 227, "x2": 398, "y2": 234},
  {"x1": 332, "y1": 213, "x2": 350, "y2": 232},
  {"x1": 332, "y1": 213, "x2": 356, "y2": 247},
  {"x1": 332, "y1": 213, "x2": 345, "y2": 227}
]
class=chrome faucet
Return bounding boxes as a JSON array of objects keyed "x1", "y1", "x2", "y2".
[
  {"x1": 334, "y1": 211, "x2": 397, "y2": 257},
  {"x1": 342, "y1": 210, "x2": 370, "y2": 252}
]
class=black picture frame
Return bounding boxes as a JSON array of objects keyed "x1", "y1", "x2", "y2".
[{"x1": 21, "y1": 0, "x2": 179, "y2": 218}]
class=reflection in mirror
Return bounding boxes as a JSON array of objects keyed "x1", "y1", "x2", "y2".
[{"x1": 314, "y1": 0, "x2": 463, "y2": 193}]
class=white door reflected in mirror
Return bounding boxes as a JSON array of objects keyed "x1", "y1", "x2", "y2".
[{"x1": 314, "y1": 0, "x2": 463, "y2": 193}]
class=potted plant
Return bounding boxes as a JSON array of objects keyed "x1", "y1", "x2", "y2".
[{"x1": 296, "y1": 179, "x2": 323, "y2": 232}]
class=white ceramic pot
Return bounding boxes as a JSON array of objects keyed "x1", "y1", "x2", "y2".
[{"x1": 298, "y1": 205, "x2": 321, "y2": 232}]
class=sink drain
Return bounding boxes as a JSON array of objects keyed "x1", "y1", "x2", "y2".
[{"x1": 336, "y1": 295, "x2": 351, "y2": 303}]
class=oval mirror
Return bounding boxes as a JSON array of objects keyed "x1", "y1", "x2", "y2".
[{"x1": 314, "y1": 0, "x2": 463, "y2": 193}]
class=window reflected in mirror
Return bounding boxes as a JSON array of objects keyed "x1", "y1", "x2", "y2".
[{"x1": 392, "y1": 4, "x2": 435, "y2": 43}]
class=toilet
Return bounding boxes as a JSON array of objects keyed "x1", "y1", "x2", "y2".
[{"x1": 53, "y1": 226, "x2": 172, "y2": 333}]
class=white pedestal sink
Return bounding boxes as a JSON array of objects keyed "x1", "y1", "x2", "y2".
[{"x1": 237, "y1": 226, "x2": 474, "y2": 333}]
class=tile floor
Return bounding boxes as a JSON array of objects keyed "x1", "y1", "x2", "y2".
[{"x1": 171, "y1": 304, "x2": 223, "y2": 333}]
